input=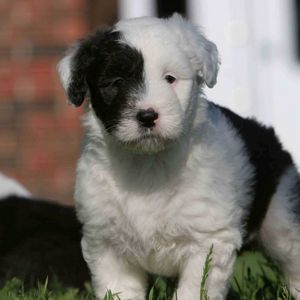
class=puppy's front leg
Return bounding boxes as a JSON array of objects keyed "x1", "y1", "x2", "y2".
[
  {"x1": 175, "y1": 244, "x2": 236, "y2": 300},
  {"x1": 82, "y1": 240, "x2": 147, "y2": 300}
]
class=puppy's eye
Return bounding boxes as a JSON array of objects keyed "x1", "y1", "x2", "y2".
[{"x1": 164, "y1": 74, "x2": 176, "y2": 84}]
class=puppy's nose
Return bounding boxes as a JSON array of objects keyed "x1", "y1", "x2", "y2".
[{"x1": 136, "y1": 108, "x2": 159, "y2": 128}]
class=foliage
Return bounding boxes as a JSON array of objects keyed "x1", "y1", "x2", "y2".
[{"x1": 0, "y1": 251, "x2": 294, "y2": 300}]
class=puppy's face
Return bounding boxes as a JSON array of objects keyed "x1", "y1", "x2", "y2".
[{"x1": 58, "y1": 15, "x2": 219, "y2": 153}]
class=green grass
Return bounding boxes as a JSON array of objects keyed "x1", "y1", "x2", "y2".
[
  {"x1": 229, "y1": 251, "x2": 292, "y2": 300},
  {"x1": 200, "y1": 245, "x2": 214, "y2": 300},
  {"x1": 0, "y1": 251, "x2": 293, "y2": 300},
  {"x1": 0, "y1": 278, "x2": 96, "y2": 300}
]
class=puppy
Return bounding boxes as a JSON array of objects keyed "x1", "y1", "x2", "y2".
[{"x1": 57, "y1": 14, "x2": 300, "y2": 300}]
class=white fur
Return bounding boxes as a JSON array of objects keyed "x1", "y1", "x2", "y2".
[
  {"x1": 260, "y1": 166, "x2": 300, "y2": 300},
  {"x1": 0, "y1": 173, "x2": 30, "y2": 199},
  {"x1": 58, "y1": 15, "x2": 300, "y2": 300},
  {"x1": 109, "y1": 15, "x2": 219, "y2": 154},
  {"x1": 56, "y1": 44, "x2": 79, "y2": 106},
  {"x1": 57, "y1": 54, "x2": 72, "y2": 93},
  {"x1": 76, "y1": 96, "x2": 255, "y2": 300}
]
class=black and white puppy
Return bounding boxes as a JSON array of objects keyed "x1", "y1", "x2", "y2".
[{"x1": 57, "y1": 14, "x2": 300, "y2": 300}]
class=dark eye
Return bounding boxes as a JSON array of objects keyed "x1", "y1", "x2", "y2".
[{"x1": 164, "y1": 74, "x2": 176, "y2": 84}]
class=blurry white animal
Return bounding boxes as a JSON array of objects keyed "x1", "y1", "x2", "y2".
[{"x1": 0, "y1": 172, "x2": 30, "y2": 199}]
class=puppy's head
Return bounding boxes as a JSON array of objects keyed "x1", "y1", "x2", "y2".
[{"x1": 57, "y1": 14, "x2": 219, "y2": 153}]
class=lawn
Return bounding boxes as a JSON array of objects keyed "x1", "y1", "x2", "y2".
[{"x1": 0, "y1": 251, "x2": 293, "y2": 300}]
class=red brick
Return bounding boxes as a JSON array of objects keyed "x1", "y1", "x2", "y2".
[
  {"x1": 53, "y1": 18, "x2": 88, "y2": 44},
  {"x1": 0, "y1": 1, "x2": 11, "y2": 13},
  {"x1": 0, "y1": 129, "x2": 18, "y2": 158},
  {"x1": 0, "y1": 58, "x2": 61, "y2": 101},
  {"x1": 0, "y1": 0, "x2": 90, "y2": 203}
]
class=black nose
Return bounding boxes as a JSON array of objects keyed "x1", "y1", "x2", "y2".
[{"x1": 136, "y1": 108, "x2": 159, "y2": 128}]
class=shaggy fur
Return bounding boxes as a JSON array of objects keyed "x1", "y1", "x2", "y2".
[
  {"x1": 0, "y1": 196, "x2": 89, "y2": 288},
  {"x1": 57, "y1": 14, "x2": 300, "y2": 300}
]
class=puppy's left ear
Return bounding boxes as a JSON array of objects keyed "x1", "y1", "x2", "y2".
[
  {"x1": 166, "y1": 13, "x2": 220, "y2": 88},
  {"x1": 57, "y1": 29, "x2": 108, "y2": 106},
  {"x1": 57, "y1": 44, "x2": 89, "y2": 107}
]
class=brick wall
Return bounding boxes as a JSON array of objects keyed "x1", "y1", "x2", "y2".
[{"x1": 0, "y1": 0, "x2": 92, "y2": 204}]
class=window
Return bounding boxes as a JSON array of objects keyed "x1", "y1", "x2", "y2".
[
  {"x1": 295, "y1": 0, "x2": 300, "y2": 60},
  {"x1": 156, "y1": 0, "x2": 186, "y2": 18}
]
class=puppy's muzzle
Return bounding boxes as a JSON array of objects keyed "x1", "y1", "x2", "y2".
[{"x1": 136, "y1": 108, "x2": 159, "y2": 128}]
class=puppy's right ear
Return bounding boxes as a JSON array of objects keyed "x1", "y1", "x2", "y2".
[
  {"x1": 57, "y1": 29, "x2": 108, "y2": 107},
  {"x1": 166, "y1": 14, "x2": 220, "y2": 88}
]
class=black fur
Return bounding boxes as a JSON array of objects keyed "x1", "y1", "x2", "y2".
[
  {"x1": 0, "y1": 196, "x2": 89, "y2": 289},
  {"x1": 69, "y1": 29, "x2": 145, "y2": 132},
  {"x1": 215, "y1": 104, "x2": 293, "y2": 237}
]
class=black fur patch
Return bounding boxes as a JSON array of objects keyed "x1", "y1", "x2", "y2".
[
  {"x1": 0, "y1": 196, "x2": 89, "y2": 289},
  {"x1": 69, "y1": 29, "x2": 145, "y2": 132},
  {"x1": 215, "y1": 104, "x2": 293, "y2": 237}
]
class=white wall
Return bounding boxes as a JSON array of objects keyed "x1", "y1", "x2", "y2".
[
  {"x1": 118, "y1": 0, "x2": 156, "y2": 19},
  {"x1": 188, "y1": 0, "x2": 255, "y2": 117},
  {"x1": 188, "y1": 0, "x2": 300, "y2": 167}
]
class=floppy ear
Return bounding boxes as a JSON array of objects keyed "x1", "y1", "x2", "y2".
[
  {"x1": 57, "y1": 29, "x2": 108, "y2": 107},
  {"x1": 57, "y1": 44, "x2": 87, "y2": 107},
  {"x1": 166, "y1": 13, "x2": 220, "y2": 88}
]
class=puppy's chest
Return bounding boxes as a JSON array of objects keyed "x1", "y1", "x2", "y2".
[
  {"x1": 106, "y1": 179, "x2": 224, "y2": 272},
  {"x1": 109, "y1": 194, "x2": 192, "y2": 274},
  {"x1": 112, "y1": 193, "x2": 181, "y2": 247}
]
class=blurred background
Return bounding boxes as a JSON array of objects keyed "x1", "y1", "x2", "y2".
[{"x1": 0, "y1": 0, "x2": 299, "y2": 204}]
